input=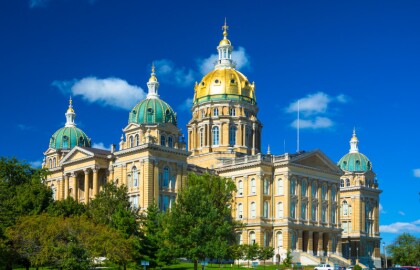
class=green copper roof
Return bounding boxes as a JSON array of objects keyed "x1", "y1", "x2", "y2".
[
  {"x1": 129, "y1": 98, "x2": 177, "y2": 126},
  {"x1": 49, "y1": 126, "x2": 91, "y2": 150},
  {"x1": 337, "y1": 152, "x2": 372, "y2": 172}
]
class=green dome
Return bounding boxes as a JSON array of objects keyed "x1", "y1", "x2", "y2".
[
  {"x1": 129, "y1": 98, "x2": 177, "y2": 126},
  {"x1": 337, "y1": 152, "x2": 372, "y2": 172},
  {"x1": 49, "y1": 126, "x2": 91, "y2": 150}
]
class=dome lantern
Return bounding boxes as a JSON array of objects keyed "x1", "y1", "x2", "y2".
[
  {"x1": 337, "y1": 129, "x2": 372, "y2": 172},
  {"x1": 216, "y1": 19, "x2": 235, "y2": 69},
  {"x1": 349, "y1": 127, "x2": 359, "y2": 153},
  {"x1": 146, "y1": 63, "x2": 160, "y2": 99},
  {"x1": 65, "y1": 97, "x2": 76, "y2": 127}
]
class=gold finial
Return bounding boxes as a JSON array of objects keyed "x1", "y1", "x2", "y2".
[
  {"x1": 67, "y1": 96, "x2": 74, "y2": 113},
  {"x1": 148, "y1": 63, "x2": 157, "y2": 82},
  {"x1": 222, "y1": 18, "x2": 229, "y2": 38},
  {"x1": 151, "y1": 62, "x2": 155, "y2": 74}
]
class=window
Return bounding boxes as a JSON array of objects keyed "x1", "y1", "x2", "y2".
[
  {"x1": 249, "y1": 231, "x2": 256, "y2": 244},
  {"x1": 322, "y1": 206, "x2": 327, "y2": 222},
  {"x1": 201, "y1": 110, "x2": 205, "y2": 118},
  {"x1": 229, "y1": 126, "x2": 236, "y2": 146},
  {"x1": 250, "y1": 178, "x2": 256, "y2": 194},
  {"x1": 277, "y1": 178, "x2": 284, "y2": 195},
  {"x1": 199, "y1": 128, "x2": 204, "y2": 147},
  {"x1": 130, "y1": 195, "x2": 139, "y2": 209},
  {"x1": 264, "y1": 178, "x2": 269, "y2": 195},
  {"x1": 340, "y1": 179, "x2": 344, "y2": 188},
  {"x1": 311, "y1": 204, "x2": 318, "y2": 221},
  {"x1": 237, "y1": 233, "x2": 243, "y2": 245},
  {"x1": 168, "y1": 136, "x2": 173, "y2": 148},
  {"x1": 214, "y1": 108, "x2": 219, "y2": 116},
  {"x1": 53, "y1": 157, "x2": 56, "y2": 168},
  {"x1": 238, "y1": 180, "x2": 243, "y2": 195},
  {"x1": 331, "y1": 187, "x2": 336, "y2": 202},
  {"x1": 163, "y1": 167, "x2": 169, "y2": 188},
  {"x1": 331, "y1": 206, "x2": 336, "y2": 224},
  {"x1": 264, "y1": 231, "x2": 270, "y2": 247},
  {"x1": 346, "y1": 178, "x2": 350, "y2": 187},
  {"x1": 49, "y1": 158, "x2": 52, "y2": 169},
  {"x1": 129, "y1": 136, "x2": 133, "y2": 148},
  {"x1": 51, "y1": 184, "x2": 56, "y2": 200},
  {"x1": 212, "y1": 126, "x2": 219, "y2": 145},
  {"x1": 229, "y1": 108, "x2": 236, "y2": 116},
  {"x1": 301, "y1": 202, "x2": 307, "y2": 220},
  {"x1": 132, "y1": 166, "x2": 138, "y2": 187},
  {"x1": 250, "y1": 202, "x2": 256, "y2": 218},
  {"x1": 342, "y1": 201, "x2": 348, "y2": 216},
  {"x1": 322, "y1": 184, "x2": 327, "y2": 200},
  {"x1": 342, "y1": 221, "x2": 349, "y2": 233},
  {"x1": 161, "y1": 135, "x2": 166, "y2": 146},
  {"x1": 312, "y1": 182, "x2": 317, "y2": 198},
  {"x1": 290, "y1": 201, "x2": 296, "y2": 219},
  {"x1": 277, "y1": 231, "x2": 283, "y2": 249},
  {"x1": 63, "y1": 136, "x2": 69, "y2": 149},
  {"x1": 290, "y1": 179, "x2": 296, "y2": 195},
  {"x1": 291, "y1": 232, "x2": 296, "y2": 250},
  {"x1": 246, "y1": 126, "x2": 252, "y2": 147},
  {"x1": 237, "y1": 203, "x2": 243, "y2": 219},
  {"x1": 277, "y1": 202, "x2": 283, "y2": 218},
  {"x1": 135, "y1": 134, "x2": 139, "y2": 146},
  {"x1": 263, "y1": 201, "x2": 269, "y2": 218},
  {"x1": 301, "y1": 180, "x2": 307, "y2": 197}
]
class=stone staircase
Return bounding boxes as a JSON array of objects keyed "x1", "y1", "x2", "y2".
[
  {"x1": 300, "y1": 252, "x2": 321, "y2": 265},
  {"x1": 328, "y1": 254, "x2": 351, "y2": 267}
]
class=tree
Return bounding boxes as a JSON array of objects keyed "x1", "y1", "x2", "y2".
[
  {"x1": 229, "y1": 244, "x2": 245, "y2": 268},
  {"x1": 243, "y1": 244, "x2": 259, "y2": 268},
  {"x1": 282, "y1": 249, "x2": 293, "y2": 267},
  {"x1": 164, "y1": 173, "x2": 240, "y2": 270},
  {"x1": 258, "y1": 246, "x2": 275, "y2": 268},
  {"x1": 47, "y1": 197, "x2": 87, "y2": 217},
  {"x1": 387, "y1": 233, "x2": 420, "y2": 266}
]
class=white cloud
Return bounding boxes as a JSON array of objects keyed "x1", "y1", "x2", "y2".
[
  {"x1": 178, "y1": 98, "x2": 193, "y2": 112},
  {"x1": 52, "y1": 77, "x2": 145, "y2": 110},
  {"x1": 413, "y1": 169, "x2": 420, "y2": 177},
  {"x1": 29, "y1": 0, "x2": 51, "y2": 8},
  {"x1": 92, "y1": 142, "x2": 110, "y2": 150},
  {"x1": 286, "y1": 92, "x2": 349, "y2": 130},
  {"x1": 17, "y1": 124, "x2": 33, "y2": 131},
  {"x1": 379, "y1": 203, "x2": 386, "y2": 214},
  {"x1": 29, "y1": 160, "x2": 42, "y2": 168},
  {"x1": 380, "y1": 220, "x2": 420, "y2": 233},
  {"x1": 398, "y1": 211, "x2": 406, "y2": 216},
  {"x1": 198, "y1": 46, "x2": 251, "y2": 75},
  {"x1": 154, "y1": 59, "x2": 195, "y2": 88}
]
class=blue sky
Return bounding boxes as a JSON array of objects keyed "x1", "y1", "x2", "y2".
[{"x1": 1, "y1": 0, "x2": 419, "y2": 247}]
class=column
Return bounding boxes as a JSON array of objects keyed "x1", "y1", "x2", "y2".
[
  {"x1": 318, "y1": 232, "x2": 324, "y2": 256},
  {"x1": 84, "y1": 169, "x2": 89, "y2": 204},
  {"x1": 122, "y1": 165, "x2": 127, "y2": 187},
  {"x1": 308, "y1": 231, "x2": 313, "y2": 254},
  {"x1": 327, "y1": 185, "x2": 332, "y2": 225},
  {"x1": 327, "y1": 233, "x2": 332, "y2": 255},
  {"x1": 60, "y1": 175, "x2": 65, "y2": 200},
  {"x1": 308, "y1": 180, "x2": 313, "y2": 221},
  {"x1": 93, "y1": 168, "x2": 99, "y2": 197},
  {"x1": 153, "y1": 161, "x2": 159, "y2": 203},
  {"x1": 318, "y1": 184, "x2": 323, "y2": 224},
  {"x1": 71, "y1": 173, "x2": 78, "y2": 200},
  {"x1": 297, "y1": 178, "x2": 302, "y2": 222},
  {"x1": 337, "y1": 234, "x2": 343, "y2": 256},
  {"x1": 109, "y1": 167, "x2": 114, "y2": 183},
  {"x1": 64, "y1": 174, "x2": 69, "y2": 199},
  {"x1": 252, "y1": 123, "x2": 256, "y2": 155}
]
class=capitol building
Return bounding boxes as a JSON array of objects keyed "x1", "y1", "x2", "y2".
[{"x1": 42, "y1": 22, "x2": 382, "y2": 268}]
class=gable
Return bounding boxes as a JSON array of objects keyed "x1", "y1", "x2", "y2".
[
  {"x1": 291, "y1": 150, "x2": 342, "y2": 174},
  {"x1": 60, "y1": 146, "x2": 94, "y2": 164}
]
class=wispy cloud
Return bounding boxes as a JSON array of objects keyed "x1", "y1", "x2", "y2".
[
  {"x1": 197, "y1": 46, "x2": 251, "y2": 75},
  {"x1": 17, "y1": 124, "x2": 33, "y2": 131},
  {"x1": 52, "y1": 77, "x2": 146, "y2": 110},
  {"x1": 154, "y1": 59, "x2": 195, "y2": 88},
  {"x1": 29, "y1": 160, "x2": 43, "y2": 168},
  {"x1": 380, "y1": 219, "x2": 420, "y2": 233},
  {"x1": 286, "y1": 92, "x2": 349, "y2": 130},
  {"x1": 178, "y1": 98, "x2": 193, "y2": 112},
  {"x1": 92, "y1": 142, "x2": 110, "y2": 150},
  {"x1": 29, "y1": 0, "x2": 98, "y2": 8},
  {"x1": 379, "y1": 203, "x2": 386, "y2": 214},
  {"x1": 398, "y1": 211, "x2": 406, "y2": 216},
  {"x1": 413, "y1": 169, "x2": 420, "y2": 177}
]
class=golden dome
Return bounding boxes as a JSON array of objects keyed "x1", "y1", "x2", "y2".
[
  {"x1": 219, "y1": 38, "x2": 231, "y2": 46},
  {"x1": 194, "y1": 68, "x2": 256, "y2": 105}
]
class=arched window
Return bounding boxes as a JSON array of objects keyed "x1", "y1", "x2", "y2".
[
  {"x1": 355, "y1": 160, "x2": 360, "y2": 171},
  {"x1": 312, "y1": 182, "x2": 317, "y2": 198},
  {"x1": 212, "y1": 126, "x2": 219, "y2": 145},
  {"x1": 199, "y1": 128, "x2": 204, "y2": 147},
  {"x1": 311, "y1": 204, "x2": 317, "y2": 221},
  {"x1": 53, "y1": 157, "x2": 56, "y2": 168},
  {"x1": 290, "y1": 179, "x2": 296, "y2": 195},
  {"x1": 63, "y1": 136, "x2": 69, "y2": 149},
  {"x1": 340, "y1": 179, "x2": 344, "y2": 188},
  {"x1": 238, "y1": 180, "x2": 243, "y2": 195},
  {"x1": 229, "y1": 126, "x2": 236, "y2": 146},
  {"x1": 48, "y1": 158, "x2": 52, "y2": 169},
  {"x1": 301, "y1": 202, "x2": 307, "y2": 220},
  {"x1": 342, "y1": 200, "x2": 348, "y2": 216},
  {"x1": 331, "y1": 187, "x2": 336, "y2": 202},
  {"x1": 249, "y1": 231, "x2": 256, "y2": 244},
  {"x1": 51, "y1": 184, "x2": 56, "y2": 200},
  {"x1": 331, "y1": 205, "x2": 336, "y2": 224},
  {"x1": 263, "y1": 201, "x2": 269, "y2": 218},
  {"x1": 237, "y1": 233, "x2": 243, "y2": 245},
  {"x1": 291, "y1": 232, "x2": 296, "y2": 250},
  {"x1": 346, "y1": 178, "x2": 350, "y2": 187},
  {"x1": 277, "y1": 202, "x2": 283, "y2": 218},
  {"x1": 264, "y1": 178, "x2": 269, "y2": 195},
  {"x1": 322, "y1": 206, "x2": 327, "y2": 222},
  {"x1": 277, "y1": 231, "x2": 283, "y2": 249},
  {"x1": 237, "y1": 203, "x2": 243, "y2": 219},
  {"x1": 161, "y1": 135, "x2": 166, "y2": 146},
  {"x1": 277, "y1": 178, "x2": 284, "y2": 195},
  {"x1": 301, "y1": 180, "x2": 307, "y2": 197},
  {"x1": 250, "y1": 178, "x2": 256, "y2": 194},
  {"x1": 168, "y1": 136, "x2": 173, "y2": 148},
  {"x1": 214, "y1": 108, "x2": 219, "y2": 116},
  {"x1": 163, "y1": 167, "x2": 169, "y2": 188},
  {"x1": 245, "y1": 126, "x2": 252, "y2": 147},
  {"x1": 201, "y1": 110, "x2": 205, "y2": 118},
  {"x1": 264, "y1": 231, "x2": 270, "y2": 247},
  {"x1": 229, "y1": 107, "x2": 236, "y2": 116},
  {"x1": 250, "y1": 202, "x2": 256, "y2": 218},
  {"x1": 132, "y1": 166, "x2": 138, "y2": 187},
  {"x1": 290, "y1": 201, "x2": 296, "y2": 218},
  {"x1": 135, "y1": 134, "x2": 139, "y2": 146},
  {"x1": 129, "y1": 136, "x2": 134, "y2": 148}
]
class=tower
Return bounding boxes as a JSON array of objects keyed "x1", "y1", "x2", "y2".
[
  {"x1": 337, "y1": 129, "x2": 381, "y2": 268},
  {"x1": 187, "y1": 20, "x2": 262, "y2": 168}
]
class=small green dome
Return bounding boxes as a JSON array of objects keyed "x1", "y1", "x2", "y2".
[
  {"x1": 337, "y1": 152, "x2": 372, "y2": 172},
  {"x1": 129, "y1": 98, "x2": 177, "y2": 126},
  {"x1": 49, "y1": 126, "x2": 91, "y2": 150}
]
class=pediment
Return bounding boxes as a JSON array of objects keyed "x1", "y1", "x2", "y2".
[
  {"x1": 60, "y1": 146, "x2": 95, "y2": 164},
  {"x1": 291, "y1": 150, "x2": 342, "y2": 174},
  {"x1": 122, "y1": 123, "x2": 141, "y2": 132},
  {"x1": 43, "y1": 148, "x2": 57, "y2": 155}
]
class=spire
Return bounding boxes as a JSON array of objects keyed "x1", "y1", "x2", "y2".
[
  {"x1": 349, "y1": 128, "x2": 359, "y2": 153},
  {"x1": 147, "y1": 63, "x2": 160, "y2": 99},
  {"x1": 216, "y1": 19, "x2": 235, "y2": 69},
  {"x1": 65, "y1": 97, "x2": 76, "y2": 127}
]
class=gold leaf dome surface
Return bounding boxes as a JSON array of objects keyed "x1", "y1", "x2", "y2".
[{"x1": 194, "y1": 68, "x2": 256, "y2": 105}]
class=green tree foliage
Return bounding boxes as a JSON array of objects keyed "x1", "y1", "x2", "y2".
[
  {"x1": 47, "y1": 197, "x2": 87, "y2": 217},
  {"x1": 6, "y1": 214, "x2": 132, "y2": 269},
  {"x1": 243, "y1": 244, "x2": 260, "y2": 267},
  {"x1": 229, "y1": 244, "x2": 245, "y2": 267},
  {"x1": 164, "y1": 173, "x2": 240, "y2": 270},
  {"x1": 282, "y1": 249, "x2": 293, "y2": 267},
  {"x1": 258, "y1": 246, "x2": 275, "y2": 268},
  {"x1": 387, "y1": 233, "x2": 420, "y2": 266},
  {"x1": 353, "y1": 265, "x2": 362, "y2": 270}
]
